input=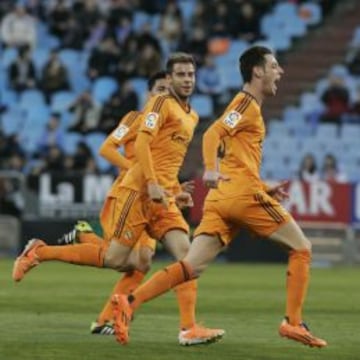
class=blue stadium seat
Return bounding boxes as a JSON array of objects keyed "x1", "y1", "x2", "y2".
[
  {"x1": 299, "y1": 2, "x2": 322, "y2": 26},
  {"x1": 191, "y1": 94, "x2": 213, "y2": 118},
  {"x1": 51, "y1": 91, "x2": 76, "y2": 112},
  {"x1": 1, "y1": 89, "x2": 17, "y2": 107},
  {"x1": 315, "y1": 123, "x2": 338, "y2": 139},
  {"x1": 19, "y1": 89, "x2": 46, "y2": 109},
  {"x1": 267, "y1": 31, "x2": 292, "y2": 52},
  {"x1": 32, "y1": 48, "x2": 50, "y2": 74},
  {"x1": 267, "y1": 121, "x2": 289, "y2": 137},
  {"x1": 132, "y1": 12, "x2": 150, "y2": 32},
  {"x1": 1, "y1": 110, "x2": 23, "y2": 135},
  {"x1": 1, "y1": 47, "x2": 17, "y2": 69},
  {"x1": 84, "y1": 132, "x2": 106, "y2": 152},
  {"x1": 63, "y1": 133, "x2": 84, "y2": 155},
  {"x1": 92, "y1": 77, "x2": 118, "y2": 103},
  {"x1": 341, "y1": 124, "x2": 360, "y2": 139}
]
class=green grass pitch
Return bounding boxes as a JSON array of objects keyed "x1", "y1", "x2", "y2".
[{"x1": 1, "y1": 259, "x2": 359, "y2": 360}]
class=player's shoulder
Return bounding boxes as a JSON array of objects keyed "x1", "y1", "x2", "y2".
[
  {"x1": 147, "y1": 94, "x2": 173, "y2": 112},
  {"x1": 120, "y1": 110, "x2": 142, "y2": 127},
  {"x1": 230, "y1": 91, "x2": 259, "y2": 115}
]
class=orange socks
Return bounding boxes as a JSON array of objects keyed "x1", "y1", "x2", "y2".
[
  {"x1": 174, "y1": 280, "x2": 197, "y2": 330},
  {"x1": 36, "y1": 244, "x2": 105, "y2": 267},
  {"x1": 78, "y1": 232, "x2": 103, "y2": 245},
  {"x1": 97, "y1": 270, "x2": 145, "y2": 325},
  {"x1": 286, "y1": 249, "x2": 311, "y2": 325},
  {"x1": 130, "y1": 261, "x2": 194, "y2": 310}
]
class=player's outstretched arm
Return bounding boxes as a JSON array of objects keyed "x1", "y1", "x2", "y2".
[{"x1": 99, "y1": 136, "x2": 132, "y2": 170}]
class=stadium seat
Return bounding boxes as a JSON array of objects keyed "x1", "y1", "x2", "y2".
[
  {"x1": 63, "y1": 133, "x2": 84, "y2": 155},
  {"x1": 1, "y1": 110, "x2": 23, "y2": 135},
  {"x1": 299, "y1": 2, "x2": 322, "y2": 26},
  {"x1": 315, "y1": 123, "x2": 338, "y2": 139},
  {"x1": 132, "y1": 11, "x2": 150, "y2": 32},
  {"x1": 19, "y1": 89, "x2": 46, "y2": 109},
  {"x1": 51, "y1": 91, "x2": 76, "y2": 112},
  {"x1": 92, "y1": 77, "x2": 118, "y2": 103},
  {"x1": 341, "y1": 124, "x2": 360, "y2": 139},
  {"x1": 1, "y1": 47, "x2": 17, "y2": 69},
  {"x1": 32, "y1": 48, "x2": 50, "y2": 74},
  {"x1": 191, "y1": 94, "x2": 213, "y2": 118}
]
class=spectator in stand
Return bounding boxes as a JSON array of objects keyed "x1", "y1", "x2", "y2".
[
  {"x1": 197, "y1": 54, "x2": 225, "y2": 107},
  {"x1": 73, "y1": 141, "x2": 93, "y2": 171},
  {"x1": 61, "y1": 15, "x2": 86, "y2": 50},
  {"x1": 72, "y1": 0, "x2": 101, "y2": 39},
  {"x1": 320, "y1": 74, "x2": 350, "y2": 124},
  {"x1": 99, "y1": 80, "x2": 139, "y2": 134},
  {"x1": 207, "y1": 1, "x2": 232, "y2": 37},
  {"x1": 87, "y1": 37, "x2": 120, "y2": 81},
  {"x1": 0, "y1": 132, "x2": 25, "y2": 167},
  {"x1": 30, "y1": 144, "x2": 64, "y2": 175},
  {"x1": 298, "y1": 153, "x2": 319, "y2": 182},
  {"x1": 0, "y1": 177, "x2": 22, "y2": 217},
  {"x1": 8, "y1": 46, "x2": 36, "y2": 93},
  {"x1": 137, "y1": 22, "x2": 162, "y2": 53},
  {"x1": 85, "y1": 17, "x2": 109, "y2": 51},
  {"x1": 40, "y1": 50, "x2": 70, "y2": 104},
  {"x1": 349, "y1": 86, "x2": 360, "y2": 121},
  {"x1": 113, "y1": 16, "x2": 133, "y2": 46},
  {"x1": 347, "y1": 49, "x2": 360, "y2": 76},
  {"x1": 159, "y1": 1, "x2": 183, "y2": 51},
  {"x1": 36, "y1": 113, "x2": 65, "y2": 155},
  {"x1": 321, "y1": 154, "x2": 347, "y2": 183},
  {"x1": 68, "y1": 91, "x2": 101, "y2": 134},
  {"x1": 116, "y1": 36, "x2": 138, "y2": 81},
  {"x1": 25, "y1": 0, "x2": 46, "y2": 21},
  {"x1": 0, "y1": 4, "x2": 36, "y2": 49},
  {"x1": 48, "y1": 0, "x2": 71, "y2": 40},
  {"x1": 236, "y1": 1, "x2": 260, "y2": 42},
  {"x1": 178, "y1": 25, "x2": 208, "y2": 65},
  {"x1": 136, "y1": 43, "x2": 162, "y2": 78}
]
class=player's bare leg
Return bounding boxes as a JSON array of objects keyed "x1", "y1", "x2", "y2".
[{"x1": 269, "y1": 219, "x2": 327, "y2": 348}]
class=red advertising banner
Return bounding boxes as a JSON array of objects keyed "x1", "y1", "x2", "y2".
[{"x1": 190, "y1": 179, "x2": 352, "y2": 224}]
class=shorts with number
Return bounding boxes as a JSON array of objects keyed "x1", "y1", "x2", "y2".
[{"x1": 194, "y1": 191, "x2": 292, "y2": 245}]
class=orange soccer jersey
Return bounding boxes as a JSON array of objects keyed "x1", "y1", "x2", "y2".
[
  {"x1": 121, "y1": 93, "x2": 198, "y2": 195},
  {"x1": 195, "y1": 91, "x2": 291, "y2": 243},
  {"x1": 109, "y1": 93, "x2": 197, "y2": 246}
]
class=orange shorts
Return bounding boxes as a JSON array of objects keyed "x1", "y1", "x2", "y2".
[
  {"x1": 194, "y1": 190, "x2": 292, "y2": 245},
  {"x1": 100, "y1": 189, "x2": 188, "y2": 247},
  {"x1": 144, "y1": 199, "x2": 189, "y2": 241},
  {"x1": 100, "y1": 189, "x2": 147, "y2": 248}
]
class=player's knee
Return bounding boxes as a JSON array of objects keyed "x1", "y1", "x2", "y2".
[
  {"x1": 137, "y1": 248, "x2": 153, "y2": 273},
  {"x1": 104, "y1": 251, "x2": 131, "y2": 272},
  {"x1": 174, "y1": 242, "x2": 190, "y2": 260}
]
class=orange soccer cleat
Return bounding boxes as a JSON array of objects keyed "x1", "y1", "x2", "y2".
[
  {"x1": 178, "y1": 324, "x2": 225, "y2": 346},
  {"x1": 12, "y1": 239, "x2": 46, "y2": 282},
  {"x1": 279, "y1": 318, "x2": 327, "y2": 348},
  {"x1": 112, "y1": 294, "x2": 133, "y2": 345}
]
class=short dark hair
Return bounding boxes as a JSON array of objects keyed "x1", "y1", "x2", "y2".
[
  {"x1": 239, "y1": 46, "x2": 273, "y2": 83},
  {"x1": 166, "y1": 52, "x2": 195, "y2": 73},
  {"x1": 147, "y1": 71, "x2": 168, "y2": 91}
]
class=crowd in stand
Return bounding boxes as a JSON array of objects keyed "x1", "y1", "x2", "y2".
[{"x1": 0, "y1": 0, "x2": 355, "y2": 217}]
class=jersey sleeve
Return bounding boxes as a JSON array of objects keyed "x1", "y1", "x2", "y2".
[
  {"x1": 214, "y1": 96, "x2": 254, "y2": 137},
  {"x1": 138, "y1": 96, "x2": 170, "y2": 138},
  {"x1": 108, "y1": 111, "x2": 139, "y2": 146}
]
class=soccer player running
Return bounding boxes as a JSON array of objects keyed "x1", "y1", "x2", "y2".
[
  {"x1": 13, "y1": 54, "x2": 224, "y2": 345},
  {"x1": 111, "y1": 46, "x2": 327, "y2": 348}
]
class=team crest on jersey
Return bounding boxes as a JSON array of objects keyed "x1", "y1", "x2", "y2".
[
  {"x1": 112, "y1": 124, "x2": 129, "y2": 140},
  {"x1": 145, "y1": 112, "x2": 159, "y2": 129},
  {"x1": 223, "y1": 111, "x2": 242, "y2": 128}
]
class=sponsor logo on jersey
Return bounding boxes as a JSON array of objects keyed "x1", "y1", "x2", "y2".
[
  {"x1": 223, "y1": 111, "x2": 241, "y2": 128},
  {"x1": 112, "y1": 124, "x2": 129, "y2": 139},
  {"x1": 145, "y1": 112, "x2": 159, "y2": 129}
]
